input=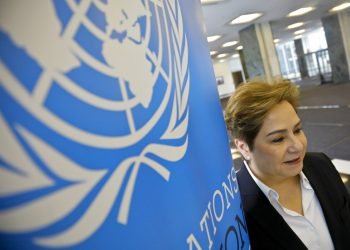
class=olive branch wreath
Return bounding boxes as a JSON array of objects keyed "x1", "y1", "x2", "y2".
[{"x1": 0, "y1": 0, "x2": 190, "y2": 248}]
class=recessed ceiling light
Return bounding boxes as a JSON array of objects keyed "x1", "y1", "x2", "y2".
[
  {"x1": 330, "y1": 3, "x2": 350, "y2": 12},
  {"x1": 217, "y1": 53, "x2": 228, "y2": 58},
  {"x1": 201, "y1": 0, "x2": 225, "y2": 5},
  {"x1": 230, "y1": 13, "x2": 263, "y2": 25},
  {"x1": 287, "y1": 7, "x2": 314, "y2": 17},
  {"x1": 287, "y1": 22, "x2": 304, "y2": 29},
  {"x1": 273, "y1": 39, "x2": 280, "y2": 43},
  {"x1": 236, "y1": 45, "x2": 243, "y2": 50},
  {"x1": 210, "y1": 51, "x2": 217, "y2": 55},
  {"x1": 207, "y1": 35, "x2": 221, "y2": 42},
  {"x1": 219, "y1": 59, "x2": 226, "y2": 63},
  {"x1": 294, "y1": 29, "x2": 305, "y2": 35},
  {"x1": 232, "y1": 54, "x2": 239, "y2": 58},
  {"x1": 222, "y1": 41, "x2": 238, "y2": 47},
  {"x1": 294, "y1": 35, "x2": 303, "y2": 40}
]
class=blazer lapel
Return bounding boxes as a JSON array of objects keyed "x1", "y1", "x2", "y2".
[
  {"x1": 238, "y1": 164, "x2": 307, "y2": 250},
  {"x1": 302, "y1": 155, "x2": 340, "y2": 249}
]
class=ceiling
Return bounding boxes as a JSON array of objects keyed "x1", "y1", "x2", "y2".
[{"x1": 201, "y1": 0, "x2": 349, "y2": 59}]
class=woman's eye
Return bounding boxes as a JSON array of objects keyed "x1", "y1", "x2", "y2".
[{"x1": 272, "y1": 137, "x2": 284, "y2": 143}]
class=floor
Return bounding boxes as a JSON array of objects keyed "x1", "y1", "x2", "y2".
[{"x1": 298, "y1": 82, "x2": 350, "y2": 192}]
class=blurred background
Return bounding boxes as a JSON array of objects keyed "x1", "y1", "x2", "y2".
[{"x1": 200, "y1": 0, "x2": 350, "y2": 191}]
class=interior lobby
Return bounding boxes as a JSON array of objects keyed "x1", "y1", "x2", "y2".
[{"x1": 201, "y1": 0, "x2": 350, "y2": 191}]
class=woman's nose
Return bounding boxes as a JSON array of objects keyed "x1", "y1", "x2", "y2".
[{"x1": 288, "y1": 135, "x2": 303, "y2": 152}]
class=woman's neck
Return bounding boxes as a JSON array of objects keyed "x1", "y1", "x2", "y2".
[{"x1": 270, "y1": 175, "x2": 304, "y2": 215}]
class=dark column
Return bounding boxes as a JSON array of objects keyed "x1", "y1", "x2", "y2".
[
  {"x1": 294, "y1": 39, "x2": 308, "y2": 78},
  {"x1": 322, "y1": 14, "x2": 350, "y2": 83},
  {"x1": 239, "y1": 24, "x2": 265, "y2": 80},
  {"x1": 238, "y1": 49, "x2": 249, "y2": 80}
]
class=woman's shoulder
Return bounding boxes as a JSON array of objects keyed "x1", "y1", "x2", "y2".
[
  {"x1": 303, "y1": 152, "x2": 337, "y2": 178},
  {"x1": 304, "y1": 152, "x2": 332, "y2": 164},
  {"x1": 303, "y1": 152, "x2": 344, "y2": 187}
]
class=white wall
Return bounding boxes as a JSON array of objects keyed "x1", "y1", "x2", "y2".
[
  {"x1": 213, "y1": 61, "x2": 234, "y2": 97},
  {"x1": 229, "y1": 57, "x2": 243, "y2": 74},
  {"x1": 213, "y1": 58, "x2": 243, "y2": 98}
]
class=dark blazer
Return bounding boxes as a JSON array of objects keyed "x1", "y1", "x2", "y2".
[{"x1": 237, "y1": 152, "x2": 350, "y2": 250}]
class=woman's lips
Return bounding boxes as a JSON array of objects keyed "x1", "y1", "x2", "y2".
[{"x1": 284, "y1": 157, "x2": 301, "y2": 164}]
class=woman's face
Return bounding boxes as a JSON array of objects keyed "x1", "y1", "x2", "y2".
[{"x1": 245, "y1": 101, "x2": 307, "y2": 185}]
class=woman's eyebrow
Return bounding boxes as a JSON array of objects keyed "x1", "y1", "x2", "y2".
[
  {"x1": 266, "y1": 129, "x2": 286, "y2": 137},
  {"x1": 294, "y1": 121, "x2": 302, "y2": 128},
  {"x1": 266, "y1": 121, "x2": 302, "y2": 137}
]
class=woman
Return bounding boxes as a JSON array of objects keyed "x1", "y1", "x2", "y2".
[{"x1": 224, "y1": 80, "x2": 350, "y2": 250}]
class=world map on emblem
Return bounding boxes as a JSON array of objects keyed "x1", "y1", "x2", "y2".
[{"x1": 0, "y1": 0, "x2": 190, "y2": 248}]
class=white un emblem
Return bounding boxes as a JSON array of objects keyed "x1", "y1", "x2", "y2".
[{"x1": 0, "y1": 0, "x2": 190, "y2": 247}]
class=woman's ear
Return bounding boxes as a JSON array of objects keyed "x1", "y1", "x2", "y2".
[{"x1": 234, "y1": 138, "x2": 251, "y2": 161}]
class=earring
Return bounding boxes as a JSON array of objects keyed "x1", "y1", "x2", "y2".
[{"x1": 245, "y1": 156, "x2": 250, "y2": 161}]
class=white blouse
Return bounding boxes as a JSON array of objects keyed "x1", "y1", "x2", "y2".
[{"x1": 244, "y1": 161, "x2": 334, "y2": 250}]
